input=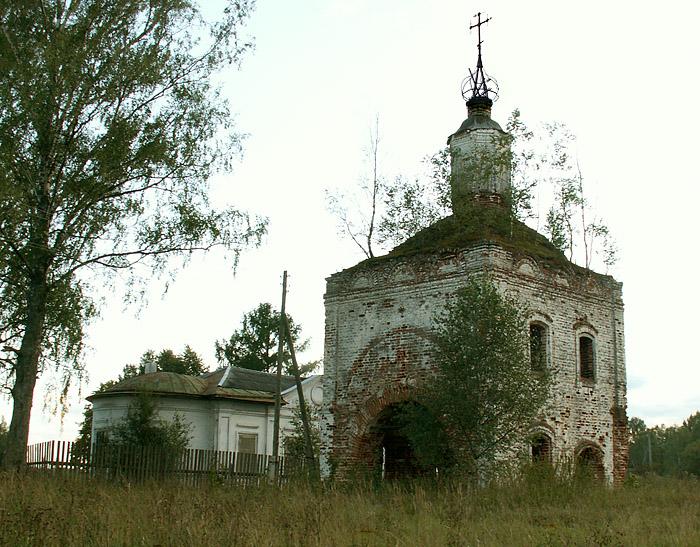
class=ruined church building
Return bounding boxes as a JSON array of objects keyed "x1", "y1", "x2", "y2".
[{"x1": 320, "y1": 19, "x2": 627, "y2": 483}]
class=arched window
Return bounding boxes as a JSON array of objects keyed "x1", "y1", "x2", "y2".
[
  {"x1": 529, "y1": 323, "x2": 548, "y2": 371},
  {"x1": 576, "y1": 445, "x2": 605, "y2": 481},
  {"x1": 531, "y1": 433, "x2": 552, "y2": 463},
  {"x1": 579, "y1": 335, "x2": 595, "y2": 380}
]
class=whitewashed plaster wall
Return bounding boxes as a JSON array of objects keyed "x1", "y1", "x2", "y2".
[
  {"x1": 91, "y1": 395, "x2": 215, "y2": 450},
  {"x1": 91, "y1": 374, "x2": 324, "y2": 455}
]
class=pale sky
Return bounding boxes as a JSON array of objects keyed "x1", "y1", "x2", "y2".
[{"x1": 5, "y1": 0, "x2": 699, "y2": 442}]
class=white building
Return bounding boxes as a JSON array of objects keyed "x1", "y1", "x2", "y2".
[{"x1": 88, "y1": 366, "x2": 323, "y2": 456}]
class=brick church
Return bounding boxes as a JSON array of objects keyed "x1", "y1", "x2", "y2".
[{"x1": 319, "y1": 23, "x2": 628, "y2": 483}]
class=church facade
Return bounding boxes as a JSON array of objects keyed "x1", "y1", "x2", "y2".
[{"x1": 319, "y1": 32, "x2": 628, "y2": 483}]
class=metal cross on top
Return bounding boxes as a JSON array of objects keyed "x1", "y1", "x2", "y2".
[
  {"x1": 470, "y1": 11, "x2": 491, "y2": 67},
  {"x1": 461, "y1": 11, "x2": 498, "y2": 104}
]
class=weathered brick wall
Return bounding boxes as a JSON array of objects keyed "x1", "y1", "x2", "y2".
[{"x1": 320, "y1": 243, "x2": 627, "y2": 482}]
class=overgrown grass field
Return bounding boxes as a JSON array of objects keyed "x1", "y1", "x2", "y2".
[{"x1": 1, "y1": 472, "x2": 698, "y2": 546}]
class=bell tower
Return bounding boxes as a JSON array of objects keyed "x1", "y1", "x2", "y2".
[{"x1": 448, "y1": 13, "x2": 511, "y2": 215}]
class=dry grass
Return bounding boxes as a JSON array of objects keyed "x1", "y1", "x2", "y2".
[{"x1": 0, "y1": 471, "x2": 698, "y2": 546}]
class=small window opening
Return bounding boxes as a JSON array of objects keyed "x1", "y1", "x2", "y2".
[
  {"x1": 238, "y1": 433, "x2": 257, "y2": 454},
  {"x1": 530, "y1": 324, "x2": 547, "y2": 371},
  {"x1": 579, "y1": 336, "x2": 595, "y2": 380},
  {"x1": 236, "y1": 433, "x2": 259, "y2": 473}
]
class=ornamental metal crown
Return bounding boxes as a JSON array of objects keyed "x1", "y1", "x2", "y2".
[{"x1": 461, "y1": 12, "x2": 499, "y2": 106}]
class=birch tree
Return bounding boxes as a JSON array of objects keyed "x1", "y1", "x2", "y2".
[
  {"x1": 0, "y1": 0, "x2": 265, "y2": 468},
  {"x1": 543, "y1": 124, "x2": 617, "y2": 270},
  {"x1": 326, "y1": 116, "x2": 385, "y2": 258}
]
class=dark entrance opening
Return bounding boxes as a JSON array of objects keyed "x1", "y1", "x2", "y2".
[{"x1": 370, "y1": 401, "x2": 436, "y2": 480}]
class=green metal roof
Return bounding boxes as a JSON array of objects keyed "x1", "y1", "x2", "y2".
[
  {"x1": 96, "y1": 372, "x2": 208, "y2": 397},
  {"x1": 88, "y1": 367, "x2": 298, "y2": 404},
  {"x1": 447, "y1": 113, "x2": 505, "y2": 144}
]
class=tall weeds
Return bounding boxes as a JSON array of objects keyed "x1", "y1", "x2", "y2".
[{"x1": 0, "y1": 472, "x2": 697, "y2": 546}]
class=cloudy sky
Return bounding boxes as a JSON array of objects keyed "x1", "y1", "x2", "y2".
[{"x1": 6, "y1": 0, "x2": 699, "y2": 442}]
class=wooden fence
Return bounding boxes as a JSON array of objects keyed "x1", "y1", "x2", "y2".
[{"x1": 26, "y1": 441, "x2": 300, "y2": 485}]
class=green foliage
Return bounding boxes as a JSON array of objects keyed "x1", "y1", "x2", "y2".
[
  {"x1": 363, "y1": 110, "x2": 542, "y2": 251},
  {"x1": 682, "y1": 440, "x2": 700, "y2": 475},
  {"x1": 139, "y1": 346, "x2": 208, "y2": 376},
  {"x1": 102, "y1": 346, "x2": 208, "y2": 380},
  {"x1": 542, "y1": 123, "x2": 617, "y2": 270},
  {"x1": 283, "y1": 406, "x2": 321, "y2": 464},
  {"x1": 385, "y1": 206, "x2": 572, "y2": 270},
  {"x1": 394, "y1": 402, "x2": 455, "y2": 473},
  {"x1": 329, "y1": 110, "x2": 616, "y2": 276},
  {"x1": 74, "y1": 394, "x2": 192, "y2": 464},
  {"x1": 215, "y1": 302, "x2": 315, "y2": 374},
  {"x1": 0, "y1": 0, "x2": 265, "y2": 467},
  {"x1": 105, "y1": 393, "x2": 190, "y2": 452},
  {"x1": 377, "y1": 149, "x2": 452, "y2": 248},
  {"x1": 629, "y1": 412, "x2": 700, "y2": 477},
  {"x1": 408, "y1": 276, "x2": 550, "y2": 476},
  {"x1": 628, "y1": 416, "x2": 646, "y2": 438},
  {"x1": 88, "y1": 393, "x2": 191, "y2": 475},
  {"x1": 71, "y1": 405, "x2": 93, "y2": 461},
  {"x1": 504, "y1": 109, "x2": 540, "y2": 222}
]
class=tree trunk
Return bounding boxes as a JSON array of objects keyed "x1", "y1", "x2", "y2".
[{"x1": 2, "y1": 276, "x2": 49, "y2": 470}]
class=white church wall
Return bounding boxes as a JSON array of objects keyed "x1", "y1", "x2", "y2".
[
  {"x1": 214, "y1": 400, "x2": 269, "y2": 455},
  {"x1": 90, "y1": 374, "x2": 325, "y2": 460},
  {"x1": 91, "y1": 395, "x2": 215, "y2": 450}
]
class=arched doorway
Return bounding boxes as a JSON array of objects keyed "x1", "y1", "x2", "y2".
[
  {"x1": 576, "y1": 445, "x2": 605, "y2": 481},
  {"x1": 530, "y1": 433, "x2": 552, "y2": 463},
  {"x1": 368, "y1": 401, "x2": 445, "y2": 480}
]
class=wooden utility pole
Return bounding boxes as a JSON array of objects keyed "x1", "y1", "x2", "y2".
[
  {"x1": 268, "y1": 270, "x2": 287, "y2": 482},
  {"x1": 283, "y1": 316, "x2": 320, "y2": 481}
]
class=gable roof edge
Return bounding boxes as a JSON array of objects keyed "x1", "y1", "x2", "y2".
[
  {"x1": 218, "y1": 365, "x2": 232, "y2": 387},
  {"x1": 281, "y1": 374, "x2": 320, "y2": 397}
]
